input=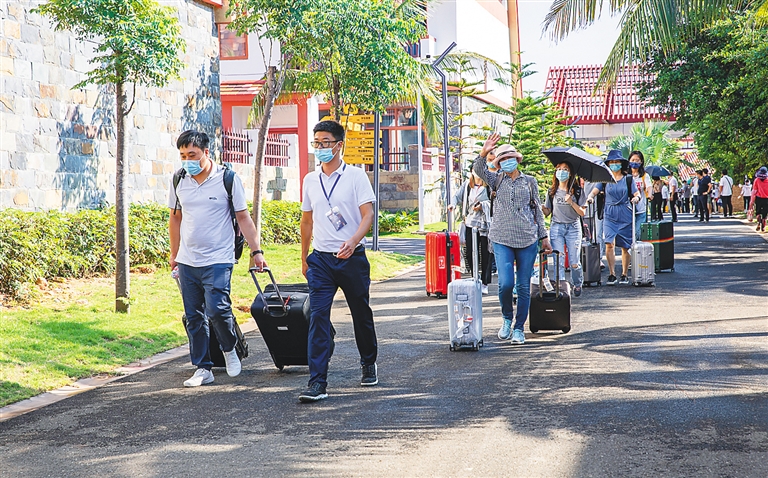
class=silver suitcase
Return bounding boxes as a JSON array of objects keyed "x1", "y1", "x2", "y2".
[
  {"x1": 631, "y1": 212, "x2": 655, "y2": 287},
  {"x1": 447, "y1": 227, "x2": 483, "y2": 351}
]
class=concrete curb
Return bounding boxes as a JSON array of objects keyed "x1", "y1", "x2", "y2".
[{"x1": 0, "y1": 261, "x2": 425, "y2": 423}]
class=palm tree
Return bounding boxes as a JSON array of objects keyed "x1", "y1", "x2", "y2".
[
  {"x1": 542, "y1": 0, "x2": 763, "y2": 87},
  {"x1": 608, "y1": 121, "x2": 681, "y2": 170}
]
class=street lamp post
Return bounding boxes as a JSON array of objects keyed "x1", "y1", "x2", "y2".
[
  {"x1": 432, "y1": 42, "x2": 457, "y2": 232},
  {"x1": 416, "y1": 92, "x2": 424, "y2": 232}
]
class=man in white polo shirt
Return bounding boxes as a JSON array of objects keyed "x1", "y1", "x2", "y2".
[
  {"x1": 298, "y1": 120, "x2": 377, "y2": 402},
  {"x1": 169, "y1": 130, "x2": 267, "y2": 388}
]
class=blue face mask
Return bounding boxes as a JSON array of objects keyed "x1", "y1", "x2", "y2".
[
  {"x1": 609, "y1": 163, "x2": 622, "y2": 172},
  {"x1": 315, "y1": 147, "x2": 336, "y2": 163},
  {"x1": 629, "y1": 162, "x2": 641, "y2": 170},
  {"x1": 556, "y1": 170, "x2": 570, "y2": 182},
  {"x1": 500, "y1": 158, "x2": 518, "y2": 173},
  {"x1": 182, "y1": 160, "x2": 203, "y2": 176}
]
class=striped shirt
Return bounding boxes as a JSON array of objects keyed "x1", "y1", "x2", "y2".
[{"x1": 473, "y1": 155, "x2": 548, "y2": 249}]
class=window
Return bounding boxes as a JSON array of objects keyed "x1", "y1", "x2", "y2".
[{"x1": 219, "y1": 24, "x2": 247, "y2": 60}]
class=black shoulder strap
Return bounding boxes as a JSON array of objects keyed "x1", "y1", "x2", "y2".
[
  {"x1": 172, "y1": 168, "x2": 186, "y2": 215},
  {"x1": 626, "y1": 175, "x2": 632, "y2": 199},
  {"x1": 222, "y1": 165, "x2": 237, "y2": 221}
]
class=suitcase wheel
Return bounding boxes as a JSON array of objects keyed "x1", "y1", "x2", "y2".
[
  {"x1": 530, "y1": 328, "x2": 539, "y2": 334},
  {"x1": 436, "y1": 292, "x2": 444, "y2": 299},
  {"x1": 561, "y1": 326, "x2": 571, "y2": 334},
  {"x1": 449, "y1": 344, "x2": 456, "y2": 351},
  {"x1": 472, "y1": 342, "x2": 479, "y2": 351},
  {"x1": 478, "y1": 339, "x2": 484, "y2": 348},
  {"x1": 426, "y1": 291, "x2": 430, "y2": 297}
]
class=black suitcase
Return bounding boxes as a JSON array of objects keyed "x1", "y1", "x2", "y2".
[
  {"x1": 581, "y1": 203, "x2": 602, "y2": 287},
  {"x1": 529, "y1": 250, "x2": 571, "y2": 334},
  {"x1": 249, "y1": 267, "x2": 334, "y2": 371},
  {"x1": 640, "y1": 220, "x2": 674, "y2": 272},
  {"x1": 175, "y1": 274, "x2": 249, "y2": 368}
]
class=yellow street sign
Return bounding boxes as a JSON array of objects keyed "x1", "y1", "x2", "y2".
[
  {"x1": 346, "y1": 138, "x2": 375, "y2": 148},
  {"x1": 342, "y1": 104, "x2": 359, "y2": 115},
  {"x1": 345, "y1": 147, "x2": 375, "y2": 155},
  {"x1": 346, "y1": 130, "x2": 374, "y2": 139},
  {"x1": 348, "y1": 114, "x2": 374, "y2": 123},
  {"x1": 344, "y1": 156, "x2": 374, "y2": 165}
]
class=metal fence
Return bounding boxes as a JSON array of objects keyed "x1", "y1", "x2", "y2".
[
  {"x1": 264, "y1": 134, "x2": 290, "y2": 167},
  {"x1": 222, "y1": 129, "x2": 251, "y2": 164}
]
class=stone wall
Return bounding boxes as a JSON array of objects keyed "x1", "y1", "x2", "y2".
[
  {"x1": 0, "y1": 1, "x2": 221, "y2": 211},
  {"x1": 366, "y1": 168, "x2": 445, "y2": 225}
]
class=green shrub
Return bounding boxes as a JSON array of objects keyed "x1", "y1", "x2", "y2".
[
  {"x1": 260, "y1": 200, "x2": 302, "y2": 245},
  {"x1": 378, "y1": 209, "x2": 418, "y2": 233}
]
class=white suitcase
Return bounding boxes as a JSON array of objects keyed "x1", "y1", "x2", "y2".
[
  {"x1": 631, "y1": 211, "x2": 655, "y2": 286},
  {"x1": 447, "y1": 227, "x2": 483, "y2": 351}
]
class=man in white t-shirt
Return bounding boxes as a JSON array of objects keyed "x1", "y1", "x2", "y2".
[
  {"x1": 169, "y1": 130, "x2": 266, "y2": 388},
  {"x1": 668, "y1": 175, "x2": 679, "y2": 222},
  {"x1": 298, "y1": 120, "x2": 378, "y2": 402},
  {"x1": 719, "y1": 169, "x2": 734, "y2": 217}
]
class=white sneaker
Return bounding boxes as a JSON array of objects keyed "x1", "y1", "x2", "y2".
[
  {"x1": 511, "y1": 329, "x2": 525, "y2": 345},
  {"x1": 184, "y1": 368, "x2": 214, "y2": 387},
  {"x1": 223, "y1": 348, "x2": 241, "y2": 377},
  {"x1": 482, "y1": 285, "x2": 489, "y2": 295}
]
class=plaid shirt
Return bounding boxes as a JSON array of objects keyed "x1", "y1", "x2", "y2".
[{"x1": 473, "y1": 155, "x2": 548, "y2": 249}]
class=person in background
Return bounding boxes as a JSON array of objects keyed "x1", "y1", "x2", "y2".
[
  {"x1": 474, "y1": 133, "x2": 552, "y2": 345},
  {"x1": 661, "y1": 180, "x2": 669, "y2": 215},
  {"x1": 719, "y1": 169, "x2": 734, "y2": 218},
  {"x1": 697, "y1": 169, "x2": 713, "y2": 223},
  {"x1": 449, "y1": 171, "x2": 492, "y2": 294},
  {"x1": 750, "y1": 166, "x2": 768, "y2": 232},
  {"x1": 682, "y1": 180, "x2": 692, "y2": 213},
  {"x1": 668, "y1": 174, "x2": 679, "y2": 222},
  {"x1": 739, "y1": 177, "x2": 752, "y2": 211},
  {"x1": 692, "y1": 173, "x2": 701, "y2": 218},
  {"x1": 586, "y1": 150, "x2": 641, "y2": 285},
  {"x1": 711, "y1": 184, "x2": 721, "y2": 217},
  {"x1": 651, "y1": 176, "x2": 664, "y2": 221},
  {"x1": 583, "y1": 180, "x2": 606, "y2": 269},
  {"x1": 542, "y1": 162, "x2": 587, "y2": 297},
  {"x1": 629, "y1": 151, "x2": 652, "y2": 239}
]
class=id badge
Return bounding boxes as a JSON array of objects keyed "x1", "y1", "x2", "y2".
[{"x1": 326, "y1": 206, "x2": 347, "y2": 231}]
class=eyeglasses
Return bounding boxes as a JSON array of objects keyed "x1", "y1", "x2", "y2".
[{"x1": 311, "y1": 140, "x2": 341, "y2": 149}]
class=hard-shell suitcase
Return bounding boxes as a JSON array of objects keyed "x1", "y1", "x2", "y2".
[
  {"x1": 631, "y1": 213, "x2": 656, "y2": 286},
  {"x1": 640, "y1": 220, "x2": 674, "y2": 272},
  {"x1": 426, "y1": 231, "x2": 461, "y2": 298},
  {"x1": 249, "y1": 267, "x2": 335, "y2": 370},
  {"x1": 447, "y1": 227, "x2": 483, "y2": 351},
  {"x1": 174, "y1": 273, "x2": 249, "y2": 368},
  {"x1": 529, "y1": 250, "x2": 571, "y2": 334},
  {"x1": 581, "y1": 203, "x2": 602, "y2": 287}
]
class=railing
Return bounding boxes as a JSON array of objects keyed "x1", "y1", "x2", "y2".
[
  {"x1": 222, "y1": 129, "x2": 251, "y2": 164},
  {"x1": 422, "y1": 152, "x2": 445, "y2": 172},
  {"x1": 382, "y1": 148, "x2": 410, "y2": 171},
  {"x1": 264, "y1": 134, "x2": 290, "y2": 167}
]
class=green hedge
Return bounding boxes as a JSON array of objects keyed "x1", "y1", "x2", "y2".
[{"x1": 0, "y1": 200, "x2": 302, "y2": 302}]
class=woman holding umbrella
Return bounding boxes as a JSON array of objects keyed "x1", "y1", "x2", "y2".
[
  {"x1": 474, "y1": 133, "x2": 552, "y2": 345},
  {"x1": 542, "y1": 162, "x2": 587, "y2": 297},
  {"x1": 586, "y1": 150, "x2": 642, "y2": 285}
]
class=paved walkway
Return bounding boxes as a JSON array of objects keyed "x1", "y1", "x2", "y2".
[{"x1": 1, "y1": 214, "x2": 766, "y2": 477}]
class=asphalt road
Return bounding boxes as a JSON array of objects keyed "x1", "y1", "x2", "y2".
[{"x1": 1, "y1": 214, "x2": 766, "y2": 477}]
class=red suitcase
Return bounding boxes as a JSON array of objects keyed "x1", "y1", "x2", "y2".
[{"x1": 426, "y1": 231, "x2": 461, "y2": 298}]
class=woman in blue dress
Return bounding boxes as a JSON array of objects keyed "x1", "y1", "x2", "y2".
[{"x1": 586, "y1": 150, "x2": 641, "y2": 285}]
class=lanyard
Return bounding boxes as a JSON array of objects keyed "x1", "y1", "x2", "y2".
[{"x1": 320, "y1": 164, "x2": 345, "y2": 206}]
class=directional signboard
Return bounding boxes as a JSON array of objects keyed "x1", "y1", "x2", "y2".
[
  {"x1": 347, "y1": 130, "x2": 374, "y2": 139},
  {"x1": 346, "y1": 138, "x2": 375, "y2": 148}
]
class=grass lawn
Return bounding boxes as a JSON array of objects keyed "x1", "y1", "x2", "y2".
[{"x1": 0, "y1": 245, "x2": 421, "y2": 408}]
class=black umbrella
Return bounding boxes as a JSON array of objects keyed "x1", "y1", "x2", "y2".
[
  {"x1": 645, "y1": 165, "x2": 672, "y2": 177},
  {"x1": 541, "y1": 147, "x2": 616, "y2": 183}
]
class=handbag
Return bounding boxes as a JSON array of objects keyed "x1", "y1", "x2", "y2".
[{"x1": 747, "y1": 207, "x2": 754, "y2": 222}]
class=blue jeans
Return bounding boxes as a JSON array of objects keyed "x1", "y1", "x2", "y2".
[
  {"x1": 493, "y1": 241, "x2": 539, "y2": 331},
  {"x1": 306, "y1": 249, "x2": 377, "y2": 387},
  {"x1": 549, "y1": 221, "x2": 583, "y2": 287},
  {"x1": 634, "y1": 211, "x2": 646, "y2": 240},
  {"x1": 177, "y1": 263, "x2": 237, "y2": 370}
]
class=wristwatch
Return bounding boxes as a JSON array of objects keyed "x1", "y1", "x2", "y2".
[{"x1": 250, "y1": 249, "x2": 264, "y2": 257}]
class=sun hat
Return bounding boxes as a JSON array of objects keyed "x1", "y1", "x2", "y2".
[{"x1": 494, "y1": 144, "x2": 519, "y2": 161}]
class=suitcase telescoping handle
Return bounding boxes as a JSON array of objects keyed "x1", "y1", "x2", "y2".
[
  {"x1": 249, "y1": 266, "x2": 289, "y2": 315},
  {"x1": 472, "y1": 227, "x2": 479, "y2": 283},
  {"x1": 538, "y1": 250, "x2": 561, "y2": 299}
]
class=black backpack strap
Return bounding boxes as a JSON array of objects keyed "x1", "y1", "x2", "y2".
[
  {"x1": 222, "y1": 165, "x2": 235, "y2": 216},
  {"x1": 172, "y1": 168, "x2": 186, "y2": 215},
  {"x1": 626, "y1": 175, "x2": 633, "y2": 201},
  {"x1": 222, "y1": 164, "x2": 245, "y2": 261}
]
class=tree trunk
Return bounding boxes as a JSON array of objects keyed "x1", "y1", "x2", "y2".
[
  {"x1": 115, "y1": 81, "x2": 130, "y2": 313},
  {"x1": 250, "y1": 66, "x2": 286, "y2": 265}
]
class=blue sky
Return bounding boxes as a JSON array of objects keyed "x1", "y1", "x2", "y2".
[{"x1": 517, "y1": 1, "x2": 622, "y2": 95}]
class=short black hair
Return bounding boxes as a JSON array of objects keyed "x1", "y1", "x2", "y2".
[
  {"x1": 696, "y1": 169, "x2": 703, "y2": 175},
  {"x1": 313, "y1": 120, "x2": 345, "y2": 142},
  {"x1": 721, "y1": 169, "x2": 728, "y2": 175},
  {"x1": 702, "y1": 168, "x2": 708, "y2": 174},
  {"x1": 177, "y1": 130, "x2": 210, "y2": 150}
]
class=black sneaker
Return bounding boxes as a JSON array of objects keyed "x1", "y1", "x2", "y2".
[
  {"x1": 606, "y1": 274, "x2": 617, "y2": 286},
  {"x1": 361, "y1": 363, "x2": 378, "y2": 386},
  {"x1": 619, "y1": 275, "x2": 629, "y2": 285},
  {"x1": 573, "y1": 286, "x2": 582, "y2": 297},
  {"x1": 298, "y1": 382, "x2": 328, "y2": 403}
]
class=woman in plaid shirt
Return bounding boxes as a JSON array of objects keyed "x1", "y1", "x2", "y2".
[{"x1": 474, "y1": 133, "x2": 552, "y2": 345}]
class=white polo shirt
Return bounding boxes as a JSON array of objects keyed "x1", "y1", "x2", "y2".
[
  {"x1": 302, "y1": 161, "x2": 376, "y2": 253},
  {"x1": 168, "y1": 163, "x2": 248, "y2": 267},
  {"x1": 719, "y1": 175, "x2": 733, "y2": 196}
]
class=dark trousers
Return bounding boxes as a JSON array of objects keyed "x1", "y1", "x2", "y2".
[
  {"x1": 306, "y1": 249, "x2": 377, "y2": 387},
  {"x1": 178, "y1": 263, "x2": 236, "y2": 370},
  {"x1": 693, "y1": 195, "x2": 699, "y2": 216},
  {"x1": 652, "y1": 193, "x2": 664, "y2": 221},
  {"x1": 683, "y1": 197, "x2": 690, "y2": 213},
  {"x1": 464, "y1": 225, "x2": 492, "y2": 285},
  {"x1": 670, "y1": 193, "x2": 678, "y2": 221},
  {"x1": 721, "y1": 195, "x2": 733, "y2": 217},
  {"x1": 744, "y1": 196, "x2": 751, "y2": 210},
  {"x1": 697, "y1": 195, "x2": 710, "y2": 221}
]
